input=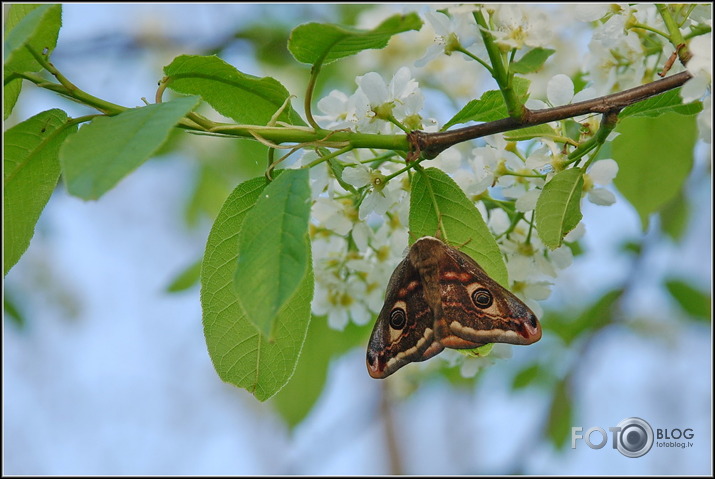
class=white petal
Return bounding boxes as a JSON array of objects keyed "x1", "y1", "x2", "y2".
[
  {"x1": 357, "y1": 72, "x2": 389, "y2": 105},
  {"x1": 547, "y1": 74, "x2": 574, "y2": 106},
  {"x1": 526, "y1": 99, "x2": 548, "y2": 110},
  {"x1": 515, "y1": 188, "x2": 541, "y2": 212},
  {"x1": 317, "y1": 90, "x2": 349, "y2": 115},
  {"x1": 460, "y1": 358, "x2": 483, "y2": 378},
  {"x1": 564, "y1": 222, "x2": 585, "y2": 242},
  {"x1": 523, "y1": 281, "x2": 552, "y2": 300},
  {"x1": 328, "y1": 310, "x2": 349, "y2": 331},
  {"x1": 687, "y1": 35, "x2": 712, "y2": 78},
  {"x1": 488, "y1": 208, "x2": 511, "y2": 235},
  {"x1": 588, "y1": 159, "x2": 618, "y2": 185},
  {"x1": 425, "y1": 9, "x2": 452, "y2": 36},
  {"x1": 506, "y1": 254, "x2": 533, "y2": 282},
  {"x1": 325, "y1": 214, "x2": 353, "y2": 236},
  {"x1": 349, "y1": 302, "x2": 372, "y2": 326},
  {"x1": 681, "y1": 73, "x2": 710, "y2": 102},
  {"x1": 390, "y1": 66, "x2": 414, "y2": 98},
  {"x1": 588, "y1": 188, "x2": 616, "y2": 206},
  {"x1": 550, "y1": 245, "x2": 573, "y2": 269},
  {"x1": 352, "y1": 222, "x2": 370, "y2": 251},
  {"x1": 342, "y1": 166, "x2": 371, "y2": 187},
  {"x1": 571, "y1": 4, "x2": 610, "y2": 22},
  {"x1": 572, "y1": 86, "x2": 597, "y2": 103}
]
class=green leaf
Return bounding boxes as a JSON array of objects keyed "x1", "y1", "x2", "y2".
[
  {"x1": 442, "y1": 77, "x2": 531, "y2": 129},
  {"x1": 4, "y1": 293, "x2": 27, "y2": 329},
  {"x1": 410, "y1": 167, "x2": 508, "y2": 286},
  {"x1": 612, "y1": 112, "x2": 697, "y2": 229},
  {"x1": 201, "y1": 177, "x2": 313, "y2": 401},
  {"x1": 164, "y1": 55, "x2": 304, "y2": 126},
  {"x1": 620, "y1": 88, "x2": 703, "y2": 118},
  {"x1": 272, "y1": 319, "x2": 370, "y2": 428},
  {"x1": 544, "y1": 289, "x2": 622, "y2": 344},
  {"x1": 442, "y1": 91, "x2": 507, "y2": 129},
  {"x1": 659, "y1": 191, "x2": 690, "y2": 241},
  {"x1": 234, "y1": 169, "x2": 312, "y2": 337},
  {"x1": 4, "y1": 80, "x2": 22, "y2": 121},
  {"x1": 4, "y1": 109, "x2": 76, "y2": 275},
  {"x1": 665, "y1": 278, "x2": 711, "y2": 322},
  {"x1": 288, "y1": 13, "x2": 422, "y2": 66},
  {"x1": 510, "y1": 47, "x2": 555, "y2": 74},
  {"x1": 60, "y1": 95, "x2": 200, "y2": 200},
  {"x1": 546, "y1": 379, "x2": 573, "y2": 449},
  {"x1": 535, "y1": 168, "x2": 583, "y2": 249},
  {"x1": 512, "y1": 363, "x2": 542, "y2": 390},
  {"x1": 184, "y1": 164, "x2": 232, "y2": 228},
  {"x1": 3, "y1": 4, "x2": 62, "y2": 119},
  {"x1": 166, "y1": 259, "x2": 202, "y2": 293},
  {"x1": 3, "y1": 4, "x2": 61, "y2": 73},
  {"x1": 504, "y1": 124, "x2": 559, "y2": 142}
]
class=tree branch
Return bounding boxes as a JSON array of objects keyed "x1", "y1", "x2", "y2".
[{"x1": 409, "y1": 71, "x2": 693, "y2": 159}]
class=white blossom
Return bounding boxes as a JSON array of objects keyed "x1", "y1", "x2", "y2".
[
  {"x1": 488, "y1": 4, "x2": 553, "y2": 50},
  {"x1": 682, "y1": 34, "x2": 712, "y2": 102},
  {"x1": 585, "y1": 159, "x2": 619, "y2": 206},
  {"x1": 415, "y1": 9, "x2": 479, "y2": 67}
]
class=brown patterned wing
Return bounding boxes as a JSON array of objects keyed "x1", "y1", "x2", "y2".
[
  {"x1": 435, "y1": 244, "x2": 542, "y2": 348},
  {"x1": 366, "y1": 255, "x2": 444, "y2": 379}
]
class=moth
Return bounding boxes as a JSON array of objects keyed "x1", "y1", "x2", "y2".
[{"x1": 367, "y1": 236, "x2": 541, "y2": 378}]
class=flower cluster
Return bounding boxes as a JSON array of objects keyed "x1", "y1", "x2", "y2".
[{"x1": 304, "y1": 4, "x2": 709, "y2": 376}]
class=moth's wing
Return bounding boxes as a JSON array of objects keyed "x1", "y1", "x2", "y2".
[
  {"x1": 366, "y1": 256, "x2": 444, "y2": 379},
  {"x1": 435, "y1": 246, "x2": 542, "y2": 348}
]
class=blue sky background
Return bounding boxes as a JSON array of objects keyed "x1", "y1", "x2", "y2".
[{"x1": 4, "y1": 4, "x2": 712, "y2": 475}]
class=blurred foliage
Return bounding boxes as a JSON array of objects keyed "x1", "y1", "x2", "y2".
[
  {"x1": 4, "y1": 294, "x2": 27, "y2": 329},
  {"x1": 665, "y1": 278, "x2": 711, "y2": 322},
  {"x1": 272, "y1": 318, "x2": 371, "y2": 428}
]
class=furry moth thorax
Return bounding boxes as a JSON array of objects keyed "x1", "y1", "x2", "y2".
[{"x1": 367, "y1": 236, "x2": 541, "y2": 379}]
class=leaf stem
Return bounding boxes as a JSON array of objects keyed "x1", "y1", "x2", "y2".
[
  {"x1": 304, "y1": 65, "x2": 322, "y2": 131},
  {"x1": 304, "y1": 145, "x2": 354, "y2": 168}
]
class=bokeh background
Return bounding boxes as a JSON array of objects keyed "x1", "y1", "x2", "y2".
[{"x1": 4, "y1": 4, "x2": 711, "y2": 474}]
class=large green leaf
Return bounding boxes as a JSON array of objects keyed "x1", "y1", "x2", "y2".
[
  {"x1": 612, "y1": 112, "x2": 696, "y2": 229},
  {"x1": 288, "y1": 13, "x2": 422, "y2": 66},
  {"x1": 535, "y1": 167, "x2": 583, "y2": 249},
  {"x1": 60, "y1": 95, "x2": 200, "y2": 200},
  {"x1": 164, "y1": 54, "x2": 304, "y2": 126},
  {"x1": 201, "y1": 177, "x2": 313, "y2": 401},
  {"x1": 234, "y1": 169, "x2": 312, "y2": 337},
  {"x1": 3, "y1": 4, "x2": 62, "y2": 119},
  {"x1": 410, "y1": 167, "x2": 508, "y2": 286},
  {"x1": 4, "y1": 109, "x2": 76, "y2": 275}
]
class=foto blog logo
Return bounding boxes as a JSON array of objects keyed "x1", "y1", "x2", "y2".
[{"x1": 571, "y1": 417, "x2": 695, "y2": 458}]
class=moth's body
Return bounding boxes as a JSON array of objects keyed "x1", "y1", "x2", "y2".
[{"x1": 367, "y1": 236, "x2": 541, "y2": 379}]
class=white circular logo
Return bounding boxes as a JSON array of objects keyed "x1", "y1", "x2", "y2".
[{"x1": 616, "y1": 417, "x2": 654, "y2": 458}]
